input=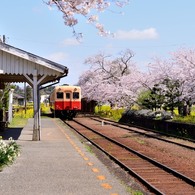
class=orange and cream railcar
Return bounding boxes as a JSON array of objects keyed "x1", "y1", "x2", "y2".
[{"x1": 49, "y1": 85, "x2": 81, "y2": 118}]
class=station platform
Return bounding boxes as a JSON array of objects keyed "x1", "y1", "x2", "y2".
[{"x1": 0, "y1": 118, "x2": 130, "y2": 195}]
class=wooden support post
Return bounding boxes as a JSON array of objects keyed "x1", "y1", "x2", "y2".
[
  {"x1": 24, "y1": 72, "x2": 47, "y2": 141},
  {"x1": 32, "y1": 69, "x2": 40, "y2": 141},
  {"x1": 8, "y1": 89, "x2": 14, "y2": 123}
]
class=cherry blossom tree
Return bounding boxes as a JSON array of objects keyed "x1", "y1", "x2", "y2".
[
  {"x1": 146, "y1": 49, "x2": 195, "y2": 102},
  {"x1": 79, "y1": 46, "x2": 195, "y2": 113},
  {"x1": 145, "y1": 57, "x2": 178, "y2": 88},
  {"x1": 171, "y1": 48, "x2": 195, "y2": 101},
  {"x1": 140, "y1": 57, "x2": 184, "y2": 112},
  {"x1": 46, "y1": 0, "x2": 129, "y2": 37},
  {"x1": 78, "y1": 49, "x2": 144, "y2": 108},
  {"x1": 170, "y1": 48, "x2": 195, "y2": 115},
  {"x1": 141, "y1": 49, "x2": 195, "y2": 115}
]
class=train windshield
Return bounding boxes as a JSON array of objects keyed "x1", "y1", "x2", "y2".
[
  {"x1": 57, "y1": 92, "x2": 63, "y2": 99},
  {"x1": 73, "y1": 92, "x2": 79, "y2": 99}
]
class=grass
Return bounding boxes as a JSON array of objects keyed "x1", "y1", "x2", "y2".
[
  {"x1": 84, "y1": 144, "x2": 94, "y2": 154},
  {"x1": 9, "y1": 104, "x2": 195, "y2": 128},
  {"x1": 172, "y1": 115, "x2": 195, "y2": 123},
  {"x1": 172, "y1": 106, "x2": 195, "y2": 123},
  {"x1": 9, "y1": 104, "x2": 51, "y2": 128},
  {"x1": 9, "y1": 108, "x2": 33, "y2": 128},
  {"x1": 9, "y1": 116, "x2": 28, "y2": 128}
]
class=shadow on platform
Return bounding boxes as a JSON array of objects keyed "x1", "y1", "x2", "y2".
[{"x1": 0, "y1": 127, "x2": 23, "y2": 140}]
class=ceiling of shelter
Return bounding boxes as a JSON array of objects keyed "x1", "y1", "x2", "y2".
[
  {"x1": 0, "y1": 43, "x2": 68, "y2": 86},
  {"x1": 0, "y1": 74, "x2": 27, "y2": 83},
  {"x1": 0, "y1": 74, "x2": 64, "y2": 86}
]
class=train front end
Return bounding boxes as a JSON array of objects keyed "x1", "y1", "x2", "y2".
[{"x1": 50, "y1": 85, "x2": 81, "y2": 118}]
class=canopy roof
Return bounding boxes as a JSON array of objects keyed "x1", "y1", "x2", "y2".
[{"x1": 0, "y1": 42, "x2": 68, "y2": 86}]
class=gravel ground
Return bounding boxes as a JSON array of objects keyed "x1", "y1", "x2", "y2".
[
  {"x1": 75, "y1": 133, "x2": 152, "y2": 195},
  {"x1": 75, "y1": 117, "x2": 195, "y2": 185}
]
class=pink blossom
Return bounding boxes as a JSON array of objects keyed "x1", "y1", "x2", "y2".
[{"x1": 46, "y1": 0, "x2": 129, "y2": 36}]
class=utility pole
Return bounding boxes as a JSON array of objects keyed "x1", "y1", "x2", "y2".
[
  {"x1": 0, "y1": 35, "x2": 7, "y2": 43},
  {"x1": 3, "y1": 35, "x2": 6, "y2": 43}
]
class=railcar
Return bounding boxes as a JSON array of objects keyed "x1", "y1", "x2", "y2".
[
  {"x1": 81, "y1": 98, "x2": 97, "y2": 114},
  {"x1": 49, "y1": 85, "x2": 81, "y2": 118}
]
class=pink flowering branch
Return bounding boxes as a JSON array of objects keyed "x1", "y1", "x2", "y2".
[{"x1": 46, "y1": 0, "x2": 129, "y2": 38}]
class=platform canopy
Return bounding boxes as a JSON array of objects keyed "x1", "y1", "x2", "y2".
[
  {"x1": 0, "y1": 42, "x2": 69, "y2": 141},
  {"x1": 0, "y1": 42, "x2": 68, "y2": 86}
]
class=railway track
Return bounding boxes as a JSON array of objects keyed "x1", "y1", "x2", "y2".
[
  {"x1": 90, "y1": 117, "x2": 195, "y2": 150},
  {"x1": 65, "y1": 118, "x2": 195, "y2": 194}
]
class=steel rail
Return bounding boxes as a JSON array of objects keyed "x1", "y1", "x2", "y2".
[
  {"x1": 72, "y1": 119, "x2": 195, "y2": 187},
  {"x1": 94, "y1": 116, "x2": 195, "y2": 143},
  {"x1": 64, "y1": 120, "x2": 165, "y2": 195},
  {"x1": 91, "y1": 117, "x2": 195, "y2": 150}
]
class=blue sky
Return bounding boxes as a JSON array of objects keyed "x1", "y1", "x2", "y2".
[{"x1": 1, "y1": 0, "x2": 195, "y2": 86}]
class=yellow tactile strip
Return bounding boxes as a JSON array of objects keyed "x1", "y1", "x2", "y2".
[{"x1": 54, "y1": 119, "x2": 120, "y2": 195}]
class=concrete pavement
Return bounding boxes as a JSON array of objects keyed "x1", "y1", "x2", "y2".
[{"x1": 0, "y1": 118, "x2": 130, "y2": 195}]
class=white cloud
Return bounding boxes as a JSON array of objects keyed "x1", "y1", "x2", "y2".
[
  {"x1": 48, "y1": 52, "x2": 69, "y2": 63},
  {"x1": 62, "y1": 38, "x2": 81, "y2": 46},
  {"x1": 115, "y1": 28, "x2": 159, "y2": 40}
]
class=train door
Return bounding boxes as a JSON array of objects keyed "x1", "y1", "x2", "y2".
[
  {"x1": 65, "y1": 90, "x2": 72, "y2": 109},
  {"x1": 56, "y1": 91, "x2": 64, "y2": 110}
]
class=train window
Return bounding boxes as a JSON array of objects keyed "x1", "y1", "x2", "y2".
[
  {"x1": 57, "y1": 92, "x2": 63, "y2": 99},
  {"x1": 73, "y1": 92, "x2": 79, "y2": 99},
  {"x1": 66, "y1": 93, "x2": 70, "y2": 99}
]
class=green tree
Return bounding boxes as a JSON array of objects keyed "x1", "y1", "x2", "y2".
[
  {"x1": 162, "y1": 78, "x2": 182, "y2": 113},
  {"x1": 138, "y1": 78, "x2": 183, "y2": 114},
  {"x1": 13, "y1": 85, "x2": 24, "y2": 96},
  {"x1": 138, "y1": 84, "x2": 165, "y2": 111},
  {"x1": 26, "y1": 85, "x2": 32, "y2": 102},
  {"x1": 0, "y1": 83, "x2": 15, "y2": 110}
]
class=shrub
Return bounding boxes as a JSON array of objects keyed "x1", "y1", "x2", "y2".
[
  {"x1": 95, "y1": 105, "x2": 124, "y2": 121},
  {"x1": 109, "y1": 109, "x2": 124, "y2": 121},
  {"x1": 0, "y1": 137, "x2": 20, "y2": 171},
  {"x1": 14, "y1": 107, "x2": 33, "y2": 119},
  {"x1": 40, "y1": 103, "x2": 51, "y2": 114}
]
